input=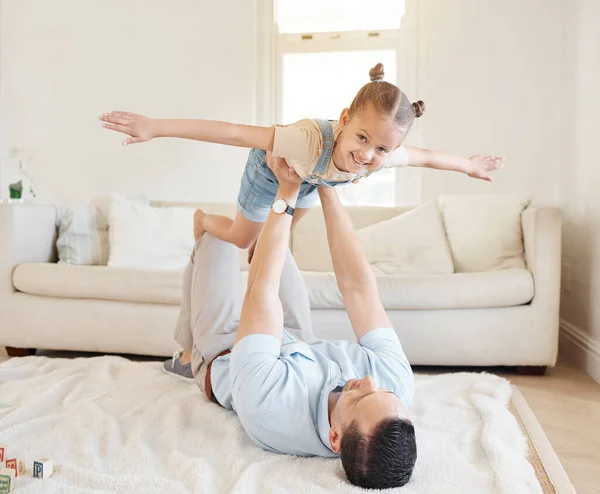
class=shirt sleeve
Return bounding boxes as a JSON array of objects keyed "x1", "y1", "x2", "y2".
[
  {"x1": 272, "y1": 119, "x2": 323, "y2": 166},
  {"x1": 359, "y1": 328, "x2": 415, "y2": 406}
]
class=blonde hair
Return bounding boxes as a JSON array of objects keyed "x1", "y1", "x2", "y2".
[{"x1": 349, "y1": 63, "x2": 425, "y2": 130}]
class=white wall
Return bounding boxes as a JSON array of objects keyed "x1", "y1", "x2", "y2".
[
  {"x1": 417, "y1": 0, "x2": 562, "y2": 205},
  {"x1": 0, "y1": 0, "x2": 256, "y2": 204},
  {"x1": 1, "y1": 0, "x2": 565, "y2": 207},
  {"x1": 558, "y1": 0, "x2": 600, "y2": 382}
]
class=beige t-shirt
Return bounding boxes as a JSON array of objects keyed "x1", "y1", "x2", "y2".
[{"x1": 272, "y1": 119, "x2": 409, "y2": 183}]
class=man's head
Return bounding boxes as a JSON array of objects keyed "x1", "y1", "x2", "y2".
[{"x1": 329, "y1": 376, "x2": 417, "y2": 489}]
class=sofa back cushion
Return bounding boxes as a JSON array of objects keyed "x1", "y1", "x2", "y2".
[
  {"x1": 356, "y1": 200, "x2": 454, "y2": 275},
  {"x1": 439, "y1": 194, "x2": 530, "y2": 272},
  {"x1": 291, "y1": 205, "x2": 412, "y2": 272},
  {"x1": 56, "y1": 204, "x2": 109, "y2": 266},
  {"x1": 108, "y1": 196, "x2": 195, "y2": 270}
]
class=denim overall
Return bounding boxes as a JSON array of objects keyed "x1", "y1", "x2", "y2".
[{"x1": 236, "y1": 119, "x2": 362, "y2": 223}]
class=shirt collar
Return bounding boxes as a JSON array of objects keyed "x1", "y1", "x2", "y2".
[{"x1": 316, "y1": 373, "x2": 343, "y2": 455}]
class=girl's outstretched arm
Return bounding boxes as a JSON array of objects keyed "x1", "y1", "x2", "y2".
[
  {"x1": 99, "y1": 111, "x2": 275, "y2": 151},
  {"x1": 404, "y1": 145, "x2": 504, "y2": 182}
]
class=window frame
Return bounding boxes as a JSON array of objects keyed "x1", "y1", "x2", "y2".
[{"x1": 254, "y1": 0, "x2": 423, "y2": 206}]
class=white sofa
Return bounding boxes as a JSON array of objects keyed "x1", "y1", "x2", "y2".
[{"x1": 0, "y1": 199, "x2": 562, "y2": 372}]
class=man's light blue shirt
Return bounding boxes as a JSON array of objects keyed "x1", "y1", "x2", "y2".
[{"x1": 210, "y1": 328, "x2": 414, "y2": 457}]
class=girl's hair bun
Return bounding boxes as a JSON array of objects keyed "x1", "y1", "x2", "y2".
[
  {"x1": 412, "y1": 100, "x2": 425, "y2": 118},
  {"x1": 369, "y1": 63, "x2": 385, "y2": 82}
]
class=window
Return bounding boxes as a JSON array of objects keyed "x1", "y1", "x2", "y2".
[{"x1": 275, "y1": 0, "x2": 407, "y2": 206}]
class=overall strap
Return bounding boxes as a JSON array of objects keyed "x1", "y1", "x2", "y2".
[{"x1": 312, "y1": 119, "x2": 335, "y2": 176}]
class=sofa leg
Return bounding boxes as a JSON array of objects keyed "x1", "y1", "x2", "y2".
[
  {"x1": 516, "y1": 365, "x2": 546, "y2": 376},
  {"x1": 4, "y1": 347, "x2": 37, "y2": 357}
]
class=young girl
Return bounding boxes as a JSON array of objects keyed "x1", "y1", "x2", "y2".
[{"x1": 100, "y1": 63, "x2": 503, "y2": 254}]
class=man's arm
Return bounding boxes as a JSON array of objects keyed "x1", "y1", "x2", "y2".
[
  {"x1": 233, "y1": 159, "x2": 302, "y2": 347},
  {"x1": 404, "y1": 145, "x2": 504, "y2": 182},
  {"x1": 318, "y1": 187, "x2": 392, "y2": 341}
]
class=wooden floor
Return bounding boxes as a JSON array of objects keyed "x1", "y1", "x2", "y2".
[
  {"x1": 2, "y1": 347, "x2": 599, "y2": 492},
  {"x1": 507, "y1": 358, "x2": 600, "y2": 494}
]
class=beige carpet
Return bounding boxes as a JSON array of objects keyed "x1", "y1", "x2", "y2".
[{"x1": 510, "y1": 387, "x2": 575, "y2": 494}]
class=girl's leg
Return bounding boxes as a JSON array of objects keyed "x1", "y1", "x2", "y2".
[{"x1": 195, "y1": 209, "x2": 263, "y2": 249}]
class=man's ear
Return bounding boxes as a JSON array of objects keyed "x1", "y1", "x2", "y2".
[
  {"x1": 329, "y1": 426, "x2": 342, "y2": 454},
  {"x1": 339, "y1": 108, "x2": 350, "y2": 127}
]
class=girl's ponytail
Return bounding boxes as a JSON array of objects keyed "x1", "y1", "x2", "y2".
[{"x1": 349, "y1": 63, "x2": 425, "y2": 131}]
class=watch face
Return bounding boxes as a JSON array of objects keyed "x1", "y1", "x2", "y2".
[{"x1": 272, "y1": 199, "x2": 286, "y2": 214}]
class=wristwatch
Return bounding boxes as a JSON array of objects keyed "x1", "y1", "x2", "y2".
[{"x1": 271, "y1": 198, "x2": 295, "y2": 216}]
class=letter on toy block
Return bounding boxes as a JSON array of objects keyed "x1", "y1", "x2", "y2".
[
  {"x1": 0, "y1": 447, "x2": 4, "y2": 462},
  {"x1": 0, "y1": 468, "x2": 15, "y2": 493},
  {"x1": 4, "y1": 459, "x2": 24, "y2": 477},
  {"x1": 33, "y1": 459, "x2": 53, "y2": 479}
]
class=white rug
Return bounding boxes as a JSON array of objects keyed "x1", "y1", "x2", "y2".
[{"x1": 0, "y1": 356, "x2": 544, "y2": 493}]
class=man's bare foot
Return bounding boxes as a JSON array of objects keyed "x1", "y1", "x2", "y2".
[
  {"x1": 247, "y1": 238, "x2": 258, "y2": 264},
  {"x1": 179, "y1": 349, "x2": 192, "y2": 364},
  {"x1": 193, "y1": 209, "x2": 206, "y2": 241}
]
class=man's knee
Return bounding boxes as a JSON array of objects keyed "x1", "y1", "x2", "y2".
[{"x1": 192, "y1": 233, "x2": 240, "y2": 262}]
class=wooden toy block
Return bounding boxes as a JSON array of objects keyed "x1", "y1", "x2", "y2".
[
  {"x1": 4, "y1": 459, "x2": 25, "y2": 477},
  {"x1": 0, "y1": 468, "x2": 15, "y2": 493},
  {"x1": 33, "y1": 459, "x2": 53, "y2": 479},
  {"x1": 0, "y1": 447, "x2": 4, "y2": 462}
]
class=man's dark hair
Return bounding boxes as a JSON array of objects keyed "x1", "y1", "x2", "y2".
[{"x1": 340, "y1": 417, "x2": 417, "y2": 489}]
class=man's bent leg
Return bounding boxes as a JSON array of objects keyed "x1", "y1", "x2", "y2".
[
  {"x1": 173, "y1": 252, "x2": 195, "y2": 352},
  {"x1": 188, "y1": 234, "x2": 243, "y2": 378}
]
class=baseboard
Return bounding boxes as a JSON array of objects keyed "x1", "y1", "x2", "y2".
[{"x1": 559, "y1": 319, "x2": 600, "y2": 385}]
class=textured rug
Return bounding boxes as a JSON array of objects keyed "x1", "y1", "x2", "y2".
[{"x1": 0, "y1": 356, "x2": 573, "y2": 493}]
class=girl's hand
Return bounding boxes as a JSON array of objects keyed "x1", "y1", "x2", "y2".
[
  {"x1": 99, "y1": 111, "x2": 157, "y2": 146},
  {"x1": 466, "y1": 154, "x2": 504, "y2": 182}
]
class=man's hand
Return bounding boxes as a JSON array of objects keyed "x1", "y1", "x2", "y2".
[
  {"x1": 99, "y1": 111, "x2": 157, "y2": 146},
  {"x1": 465, "y1": 154, "x2": 504, "y2": 182},
  {"x1": 266, "y1": 152, "x2": 303, "y2": 186}
]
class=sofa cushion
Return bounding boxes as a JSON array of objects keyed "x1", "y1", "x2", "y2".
[
  {"x1": 439, "y1": 194, "x2": 530, "y2": 273},
  {"x1": 304, "y1": 268, "x2": 533, "y2": 309},
  {"x1": 14, "y1": 264, "x2": 186, "y2": 305},
  {"x1": 108, "y1": 196, "x2": 196, "y2": 270},
  {"x1": 356, "y1": 200, "x2": 454, "y2": 275},
  {"x1": 13, "y1": 264, "x2": 533, "y2": 310},
  {"x1": 56, "y1": 204, "x2": 109, "y2": 266},
  {"x1": 292, "y1": 205, "x2": 412, "y2": 272}
]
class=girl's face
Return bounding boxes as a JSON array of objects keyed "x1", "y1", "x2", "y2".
[{"x1": 334, "y1": 103, "x2": 405, "y2": 175}]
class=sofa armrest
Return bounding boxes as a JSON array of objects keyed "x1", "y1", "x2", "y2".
[
  {"x1": 522, "y1": 206, "x2": 562, "y2": 302},
  {"x1": 0, "y1": 203, "x2": 57, "y2": 295},
  {"x1": 521, "y1": 206, "x2": 562, "y2": 364}
]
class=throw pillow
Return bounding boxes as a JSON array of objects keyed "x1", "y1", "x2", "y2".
[
  {"x1": 108, "y1": 195, "x2": 196, "y2": 270},
  {"x1": 56, "y1": 204, "x2": 109, "y2": 266},
  {"x1": 356, "y1": 200, "x2": 454, "y2": 275},
  {"x1": 438, "y1": 194, "x2": 531, "y2": 272}
]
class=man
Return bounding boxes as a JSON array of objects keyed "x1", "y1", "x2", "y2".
[{"x1": 163, "y1": 154, "x2": 417, "y2": 489}]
